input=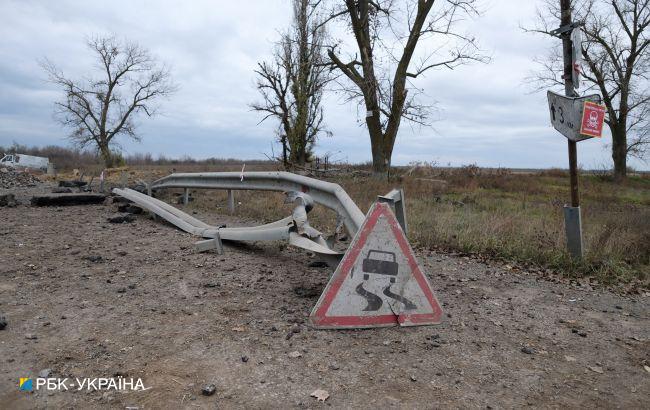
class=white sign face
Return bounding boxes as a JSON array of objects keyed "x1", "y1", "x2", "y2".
[
  {"x1": 571, "y1": 28, "x2": 583, "y2": 89},
  {"x1": 309, "y1": 203, "x2": 443, "y2": 329},
  {"x1": 547, "y1": 91, "x2": 601, "y2": 142}
]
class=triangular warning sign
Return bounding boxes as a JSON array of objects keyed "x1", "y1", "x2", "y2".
[{"x1": 309, "y1": 202, "x2": 443, "y2": 329}]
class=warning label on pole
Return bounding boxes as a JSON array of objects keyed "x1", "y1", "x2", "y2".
[
  {"x1": 580, "y1": 101, "x2": 606, "y2": 138},
  {"x1": 309, "y1": 202, "x2": 443, "y2": 329}
]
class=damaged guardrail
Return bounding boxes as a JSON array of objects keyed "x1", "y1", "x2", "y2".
[
  {"x1": 149, "y1": 172, "x2": 366, "y2": 236},
  {"x1": 113, "y1": 171, "x2": 443, "y2": 329},
  {"x1": 113, "y1": 186, "x2": 340, "y2": 257}
]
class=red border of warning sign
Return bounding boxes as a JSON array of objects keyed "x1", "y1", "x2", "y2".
[{"x1": 309, "y1": 203, "x2": 443, "y2": 328}]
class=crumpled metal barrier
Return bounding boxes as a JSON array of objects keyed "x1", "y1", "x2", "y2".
[
  {"x1": 112, "y1": 186, "x2": 340, "y2": 256},
  {"x1": 113, "y1": 172, "x2": 405, "y2": 261},
  {"x1": 149, "y1": 171, "x2": 366, "y2": 236}
]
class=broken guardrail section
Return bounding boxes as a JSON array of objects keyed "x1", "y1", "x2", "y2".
[{"x1": 112, "y1": 171, "x2": 442, "y2": 328}]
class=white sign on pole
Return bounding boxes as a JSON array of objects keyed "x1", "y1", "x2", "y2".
[
  {"x1": 547, "y1": 91, "x2": 601, "y2": 142},
  {"x1": 571, "y1": 27, "x2": 583, "y2": 89}
]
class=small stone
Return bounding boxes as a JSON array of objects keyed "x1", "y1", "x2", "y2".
[
  {"x1": 310, "y1": 389, "x2": 329, "y2": 402},
  {"x1": 0, "y1": 316, "x2": 7, "y2": 330},
  {"x1": 107, "y1": 214, "x2": 135, "y2": 224},
  {"x1": 521, "y1": 347, "x2": 535, "y2": 355},
  {"x1": 329, "y1": 363, "x2": 340, "y2": 370},
  {"x1": 588, "y1": 366, "x2": 604, "y2": 374},
  {"x1": 288, "y1": 351, "x2": 302, "y2": 358},
  {"x1": 241, "y1": 356, "x2": 249, "y2": 363},
  {"x1": 201, "y1": 384, "x2": 216, "y2": 396},
  {"x1": 25, "y1": 333, "x2": 37, "y2": 340},
  {"x1": 83, "y1": 255, "x2": 103, "y2": 263},
  {"x1": 116, "y1": 288, "x2": 127, "y2": 293},
  {"x1": 410, "y1": 375, "x2": 417, "y2": 382},
  {"x1": 615, "y1": 305, "x2": 623, "y2": 310},
  {"x1": 39, "y1": 369, "x2": 52, "y2": 378}
]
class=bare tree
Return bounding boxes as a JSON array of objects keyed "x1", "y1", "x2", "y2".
[
  {"x1": 252, "y1": 0, "x2": 331, "y2": 167},
  {"x1": 529, "y1": 0, "x2": 650, "y2": 179},
  {"x1": 324, "y1": 0, "x2": 486, "y2": 175},
  {"x1": 42, "y1": 35, "x2": 176, "y2": 168}
]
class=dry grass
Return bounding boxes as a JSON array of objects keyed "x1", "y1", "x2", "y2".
[{"x1": 118, "y1": 163, "x2": 649, "y2": 290}]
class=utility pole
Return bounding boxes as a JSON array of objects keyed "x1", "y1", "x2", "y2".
[
  {"x1": 561, "y1": 0, "x2": 580, "y2": 207},
  {"x1": 560, "y1": 0, "x2": 583, "y2": 258}
]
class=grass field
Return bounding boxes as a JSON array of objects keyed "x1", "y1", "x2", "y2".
[{"x1": 114, "y1": 163, "x2": 649, "y2": 292}]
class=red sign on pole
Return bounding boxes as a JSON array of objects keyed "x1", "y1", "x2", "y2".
[{"x1": 580, "y1": 101, "x2": 606, "y2": 138}]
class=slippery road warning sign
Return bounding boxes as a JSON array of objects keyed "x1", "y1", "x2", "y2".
[{"x1": 309, "y1": 202, "x2": 443, "y2": 329}]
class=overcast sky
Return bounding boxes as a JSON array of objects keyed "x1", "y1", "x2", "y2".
[{"x1": 0, "y1": 0, "x2": 645, "y2": 170}]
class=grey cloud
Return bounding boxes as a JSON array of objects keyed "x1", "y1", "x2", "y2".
[{"x1": 0, "y1": 0, "x2": 644, "y2": 170}]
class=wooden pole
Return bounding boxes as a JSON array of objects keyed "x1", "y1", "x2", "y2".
[
  {"x1": 560, "y1": 0, "x2": 583, "y2": 258},
  {"x1": 561, "y1": 0, "x2": 580, "y2": 207}
]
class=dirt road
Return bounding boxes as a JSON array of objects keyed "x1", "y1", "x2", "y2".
[{"x1": 0, "y1": 186, "x2": 648, "y2": 409}]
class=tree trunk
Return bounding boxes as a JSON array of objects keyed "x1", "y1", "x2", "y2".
[
  {"x1": 99, "y1": 143, "x2": 114, "y2": 169},
  {"x1": 281, "y1": 135, "x2": 289, "y2": 168},
  {"x1": 370, "y1": 131, "x2": 389, "y2": 176},
  {"x1": 611, "y1": 125, "x2": 627, "y2": 180}
]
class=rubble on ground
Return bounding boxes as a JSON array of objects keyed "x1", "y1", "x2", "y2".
[
  {"x1": 0, "y1": 166, "x2": 41, "y2": 189},
  {"x1": 0, "y1": 194, "x2": 17, "y2": 207}
]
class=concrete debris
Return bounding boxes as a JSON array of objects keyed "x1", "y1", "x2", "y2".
[
  {"x1": 51, "y1": 187, "x2": 73, "y2": 194},
  {"x1": 58, "y1": 180, "x2": 87, "y2": 188},
  {"x1": 201, "y1": 384, "x2": 216, "y2": 396},
  {"x1": 31, "y1": 193, "x2": 106, "y2": 207},
  {"x1": 0, "y1": 167, "x2": 41, "y2": 189},
  {"x1": 117, "y1": 203, "x2": 143, "y2": 214},
  {"x1": 107, "y1": 214, "x2": 136, "y2": 224},
  {"x1": 0, "y1": 193, "x2": 17, "y2": 207},
  {"x1": 310, "y1": 389, "x2": 329, "y2": 402}
]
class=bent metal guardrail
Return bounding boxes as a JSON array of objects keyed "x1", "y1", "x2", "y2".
[
  {"x1": 149, "y1": 171, "x2": 366, "y2": 236},
  {"x1": 113, "y1": 172, "x2": 407, "y2": 260}
]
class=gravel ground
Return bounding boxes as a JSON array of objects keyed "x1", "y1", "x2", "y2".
[{"x1": 0, "y1": 185, "x2": 648, "y2": 409}]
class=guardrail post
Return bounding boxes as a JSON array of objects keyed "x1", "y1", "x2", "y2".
[
  {"x1": 183, "y1": 188, "x2": 189, "y2": 205},
  {"x1": 227, "y1": 190, "x2": 235, "y2": 213},
  {"x1": 378, "y1": 188, "x2": 407, "y2": 234},
  {"x1": 146, "y1": 185, "x2": 157, "y2": 221}
]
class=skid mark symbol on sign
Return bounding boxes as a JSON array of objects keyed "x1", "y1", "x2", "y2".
[{"x1": 309, "y1": 202, "x2": 443, "y2": 329}]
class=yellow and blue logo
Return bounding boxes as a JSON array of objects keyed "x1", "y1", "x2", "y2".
[{"x1": 19, "y1": 378, "x2": 33, "y2": 391}]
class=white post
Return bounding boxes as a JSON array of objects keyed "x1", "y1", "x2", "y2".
[{"x1": 227, "y1": 190, "x2": 235, "y2": 213}]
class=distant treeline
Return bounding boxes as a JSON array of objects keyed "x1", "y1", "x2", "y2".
[{"x1": 1, "y1": 143, "x2": 269, "y2": 171}]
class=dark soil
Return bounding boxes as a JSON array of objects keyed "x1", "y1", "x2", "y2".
[{"x1": 0, "y1": 185, "x2": 648, "y2": 409}]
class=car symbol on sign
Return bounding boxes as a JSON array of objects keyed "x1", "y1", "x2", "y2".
[{"x1": 362, "y1": 250, "x2": 399, "y2": 283}]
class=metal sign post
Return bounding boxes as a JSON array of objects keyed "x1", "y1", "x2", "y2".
[
  {"x1": 547, "y1": 3, "x2": 607, "y2": 260},
  {"x1": 560, "y1": 0, "x2": 583, "y2": 259}
]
